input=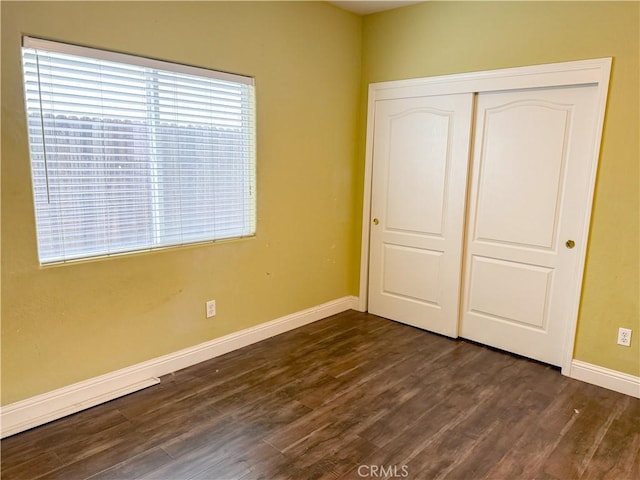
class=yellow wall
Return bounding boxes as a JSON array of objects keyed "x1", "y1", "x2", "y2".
[
  {"x1": 1, "y1": 1, "x2": 362, "y2": 404},
  {"x1": 360, "y1": 1, "x2": 639, "y2": 376}
]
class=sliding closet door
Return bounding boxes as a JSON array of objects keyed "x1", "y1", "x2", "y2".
[
  {"x1": 368, "y1": 94, "x2": 473, "y2": 337},
  {"x1": 460, "y1": 85, "x2": 600, "y2": 366}
]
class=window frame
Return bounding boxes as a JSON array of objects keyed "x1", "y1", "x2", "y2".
[{"x1": 22, "y1": 36, "x2": 257, "y2": 265}]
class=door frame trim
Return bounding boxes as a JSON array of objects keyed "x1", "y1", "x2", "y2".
[{"x1": 358, "y1": 58, "x2": 612, "y2": 375}]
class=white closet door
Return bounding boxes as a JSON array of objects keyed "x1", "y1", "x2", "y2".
[
  {"x1": 368, "y1": 94, "x2": 473, "y2": 337},
  {"x1": 460, "y1": 85, "x2": 600, "y2": 366}
]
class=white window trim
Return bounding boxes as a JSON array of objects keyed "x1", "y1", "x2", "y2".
[{"x1": 23, "y1": 36, "x2": 257, "y2": 264}]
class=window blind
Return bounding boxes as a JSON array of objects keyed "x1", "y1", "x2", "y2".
[{"x1": 22, "y1": 37, "x2": 256, "y2": 264}]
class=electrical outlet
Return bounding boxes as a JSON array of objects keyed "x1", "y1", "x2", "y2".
[
  {"x1": 617, "y1": 327, "x2": 632, "y2": 347},
  {"x1": 206, "y1": 300, "x2": 216, "y2": 318}
]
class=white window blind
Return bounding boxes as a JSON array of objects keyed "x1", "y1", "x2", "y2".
[{"x1": 22, "y1": 37, "x2": 256, "y2": 264}]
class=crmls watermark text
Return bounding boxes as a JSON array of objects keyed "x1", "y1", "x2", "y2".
[{"x1": 357, "y1": 464, "x2": 409, "y2": 478}]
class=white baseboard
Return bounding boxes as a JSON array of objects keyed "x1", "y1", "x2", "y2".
[
  {"x1": 1, "y1": 296, "x2": 359, "y2": 438},
  {"x1": 570, "y1": 360, "x2": 640, "y2": 398}
]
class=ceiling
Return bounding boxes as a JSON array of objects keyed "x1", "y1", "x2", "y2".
[{"x1": 328, "y1": 1, "x2": 424, "y2": 16}]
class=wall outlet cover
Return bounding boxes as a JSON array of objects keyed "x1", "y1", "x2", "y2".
[
  {"x1": 206, "y1": 300, "x2": 216, "y2": 318},
  {"x1": 617, "y1": 327, "x2": 632, "y2": 347}
]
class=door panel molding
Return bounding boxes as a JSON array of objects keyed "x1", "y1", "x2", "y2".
[
  {"x1": 473, "y1": 100, "x2": 571, "y2": 250},
  {"x1": 466, "y1": 255, "x2": 554, "y2": 331},
  {"x1": 382, "y1": 244, "x2": 443, "y2": 305},
  {"x1": 359, "y1": 58, "x2": 611, "y2": 375},
  {"x1": 385, "y1": 107, "x2": 451, "y2": 236}
]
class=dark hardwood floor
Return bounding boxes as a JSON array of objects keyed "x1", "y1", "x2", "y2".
[{"x1": 2, "y1": 311, "x2": 639, "y2": 480}]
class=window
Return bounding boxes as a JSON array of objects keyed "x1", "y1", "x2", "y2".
[{"x1": 22, "y1": 37, "x2": 256, "y2": 264}]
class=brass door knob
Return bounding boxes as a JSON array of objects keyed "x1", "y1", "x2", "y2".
[
  {"x1": 565, "y1": 240, "x2": 575, "y2": 249},
  {"x1": 373, "y1": 218, "x2": 379, "y2": 225}
]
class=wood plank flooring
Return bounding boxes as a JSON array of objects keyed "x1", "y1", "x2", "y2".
[{"x1": 2, "y1": 310, "x2": 639, "y2": 479}]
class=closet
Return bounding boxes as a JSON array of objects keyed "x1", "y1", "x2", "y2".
[{"x1": 360, "y1": 59, "x2": 611, "y2": 370}]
